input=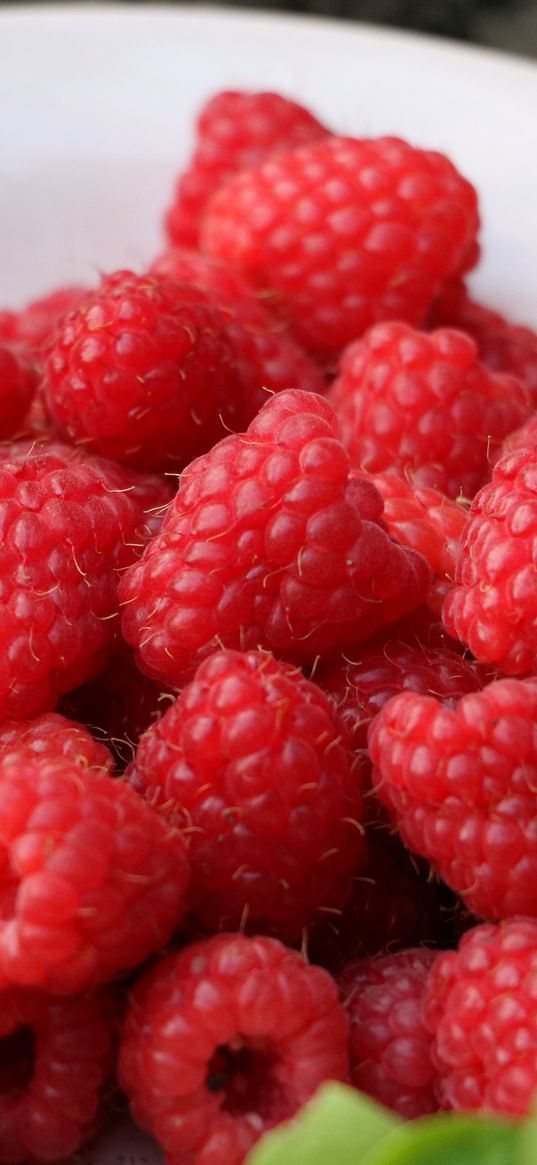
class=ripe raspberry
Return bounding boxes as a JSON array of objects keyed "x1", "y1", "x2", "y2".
[
  {"x1": 165, "y1": 89, "x2": 329, "y2": 249},
  {"x1": 119, "y1": 932, "x2": 349, "y2": 1165},
  {"x1": 369, "y1": 472, "x2": 468, "y2": 613},
  {"x1": 502, "y1": 414, "x2": 537, "y2": 456},
  {"x1": 444, "y1": 448, "x2": 537, "y2": 674},
  {"x1": 120, "y1": 390, "x2": 430, "y2": 685},
  {"x1": 317, "y1": 636, "x2": 491, "y2": 756},
  {"x1": 369, "y1": 676, "x2": 537, "y2": 921},
  {"x1": 0, "y1": 753, "x2": 190, "y2": 992},
  {"x1": 43, "y1": 271, "x2": 247, "y2": 471},
  {"x1": 424, "y1": 917, "x2": 537, "y2": 1117},
  {"x1": 129, "y1": 648, "x2": 364, "y2": 941},
  {"x1": 201, "y1": 135, "x2": 479, "y2": 356},
  {"x1": 427, "y1": 280, "x2": 537, "y2": 407},
  {"x1": 5, "y1": 286, "x2": 89, "y2": 356},
  {"x1": 0, "y1": 711, "x2": 114, "y2": 774},
  {"x1": 0, "y1": 445, "x2": 154, "y2": 720},
  {"x1": 60, "y1": 647, "x2": 168, "y2": 769},
  {"x1": 309, "y1": 837, "x2": 441, "y2": 971},
  {"x1": 150, "y1": 247, "x2": 327, "y2": 416},
  {"x1": 329, "y1": 323, "x2": 528, "y2": 499},
  {"x1": 338, "y1": 947, "x2": 438, "y2": 1118},
  {"x1": 0, "y1": 344, "x2": 36, "y2": 439},
  {"x1": 0, "y1": 983, "x2": 113, "y2": 1163}
]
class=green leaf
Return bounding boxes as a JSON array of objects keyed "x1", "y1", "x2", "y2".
[
  {"x1": 517, "y1": 1105, "x2": 537, "y2": 1165},
  {"x1": 245, "y1": 1083, "x2": 399, "y2": 1165},
  {"x1": 361, "y1": 1112, "x2": 521, "y2": 1165}
]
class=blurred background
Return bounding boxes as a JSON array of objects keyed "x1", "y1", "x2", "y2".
[{"x1": 1, "y1": 0, "x2": 537, "y2": 55}]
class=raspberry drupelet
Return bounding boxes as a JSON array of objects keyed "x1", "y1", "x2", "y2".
[
  {"x1": 119, "y1": 932, "x2": 349, "y2": 1165},
  {"x1": 0, "y1": 711, "x2": 115, "y2": 773},
  {"x1": 0, "y1": 445, "x2": 159, "y2": 720},
  {"x1": 338, "y1": 947, "x2": 438, "y2": 1119},
  {"x1": 201, "y1": 135, "x2": 479, "y2": 357},
  {"x1": 423, "y1": 917, "x2": 537, "y2": 1117},
  {"x1": 0, "y1": 752, "x2": 190, "y2": 992},
  {"x1": 0, "y1": 984, "x2": 113, "y2": 1163},
  {"x1": 368, "y1": 471, "x2": 468, "y2": 613},
  {"x1": 43, "y1": 271, "x2": 248, "y2": 471},
  {"x1": 164, "y1": 89, "x2": 329, "y2": 249},
  {"x1": 444, "y1": 447, "x2": 537, "y2": 674},
  {"x1": 120, "y1": 390, "x2": 430, "y2": 687},
  {"x1": 129, "y1": 648, "x2": 364, "y2": 941},
  {"x1": 329, "y1": 322, "x2": 528, "y2": 500},
  {"x1": 369, "y1": 676, "x2": 537, "y2": 922}
]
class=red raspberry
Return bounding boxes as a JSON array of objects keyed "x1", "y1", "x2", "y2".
[
  {"x1": 0, "y1": 711, "x2": 114, "y2": 773},
  {"x1": 317, "y1": 635, "x2": 491, "y2": 756},
  {"x1": 444, "y1": 448, "x2": 537, "y2": 674},
  {"x1": 201, "y1": 135, "x2": 479, "y2": 357},
  {"x1": 150, "y1": 247, "x2": 327, "y2": 415},
  {"x1": 6, "y1": 286, "x2": 89, "y2": 355},
  {"x1": 424, "y1": 917, "x2": 537, "y2": 1117},
  {"x1": 502, "y1": 413, "x2": 537, "y2": 455},
  {"x1": 60, "y1": 647, "x2": 168, "y2": 769},
  {"x1": 369, "y1": 472, "x2": 468, "y2": 613},
  {"x1": 369, "y1": 676, "x2": 537, "y2": 921},
  {"x1": 338, "y1": 947, "x2": 438, "y2": 1119},
  {"x1": 0, "y1": 753, "x2": 190, "y2": 992},
  {"x1": 427, "y1": 280, "x2": 537, "y2": 407},
  {"x1": 0, "y1": 445, "x2": 155, "y2": 720},
  {"x1": 0, "y1": 984, "x2": 113, "y2": 1162},
  {"x1": 43, "y1": 271, "x2": 247, "y2": 471},
  {"x1": 329, "y1": 323, "x2": 528, "y2": 499},
  {"x1": 119, "y1": 932, "x2": 348, "y2": 1165},
  {"x1": 120, "y1": 390, "x2": 430, "y2": 685},
  {"x1": 0, "y1": 344, "x2": 36, "y2": 440},
  {"x1": 309, "y1": 838, "x2": 441, "y2": 971},
  {"x1": 129, "y1": 648, "x2": 364, "y2": 941},
  {"x1": 165, "y1": 89, "x2": 329, "y2": 249}
]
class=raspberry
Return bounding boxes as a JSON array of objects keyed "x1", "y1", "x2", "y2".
[
  {"x1": 119, "y1": 390, "x2": 430, "y2": 685},
  {"x1": 368, "y1": 472, "x2": 468, "y2": 613},
  {"x1": 338, "y1": 948, "x2": 438, "y2": 1119},
  {"x1": 502, "y1": 413, "x2": 537, "y2": 455},
  {"x1": 150, "y1": 247, "x2": 327, "y2": 416},
  {"x1": 119, "y1": 932, "x2": 349, "y2": 1165},
  {"x1": 0, "y1": 711, "x2": 115, "y2": 774},
  {"x1": 309, "y1": 838, "x2": 441, "y2": 971},
  {"x1": 444, "y1": 448, "x2": 537, "y2": 674},
  {"x1": 369, "y1": 676, "x2": 537, "y2": 922},
  {"x1": 0, "y1": 445, "x2": 155, "y2": 720},
  {"x1": 0, "y1": 983, "x2": 113, "y2": 1162},
  {"x1": 43, "y1": 271, "x2": 247, "y2": 471},
  {"x1": 129, "y1": 648, "x2": 364, "y2": 941},
  {"x1": 60, "y1": 647, "x2": 168, "y2": 769},
  {"x1": 0, "y1": 344, "x2": 36, "y2": 440},
  {"x1": 7, "y1": 286, "x2": 89, "y2": 355},
  {"x1": 427, "y1": 280, "x2": 537, "y2": 407},
  {"x1": 165, "y1": 89, "x2": 329, "y2": 249},
  {"x1": 317, "y1": 634, "x2": 491, "y2": 756},
  {"x1": 201, "y1": 136, "x2": 479, "y2": 356},
  {"x1": 329, "y1": 322, "x2": 528, "y2": 500},
  {"x1": 423, "y1": 917, "x2": 537, "y2": 1117},
  {"x1": 0, "y1": 753, "x2": 190, "y2": 992}
]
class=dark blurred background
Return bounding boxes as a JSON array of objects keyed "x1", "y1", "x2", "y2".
[
  {"x1": 219, "y1": 0, "x2": 537, "y2": 55},
  {"x1": 2, "y1": 0, "x2": 537, "y2": 55}
]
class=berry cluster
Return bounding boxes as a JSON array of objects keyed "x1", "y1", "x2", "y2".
[{"x1": 1, "y1": 85, "x2": 537, "y2": 1165}]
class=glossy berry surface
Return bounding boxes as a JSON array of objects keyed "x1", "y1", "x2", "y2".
[
  {"x1": 329, "y1": 322, "x2": 528, "y2": 499},
  {"x1": 338, "y1": 947, "x2": 438, "y2": 1118},
  {"x1": 119, "y1": 932, "x2": 349, "y2": 1165},
  {"x1": 120, "y1": 390, "x2": 430, "y2": 686},
  {"x1": 202, "y1": 135, "x2": 479, "y2": 356},
  {"x1": 129, "y1": 648, "x2": 364, "y2": 941}
]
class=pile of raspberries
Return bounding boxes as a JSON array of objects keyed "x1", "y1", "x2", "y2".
[{"x1": 2, "y1": 88, "x2": 537, "y2": 1165}]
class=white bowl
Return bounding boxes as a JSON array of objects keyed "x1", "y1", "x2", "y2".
[
  {"x1": 1, "y1": 6, "x2": 536, "y2": 1163},
  {"x1": 1, "y1": 3, "x2": 537, "y2": 328}
]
